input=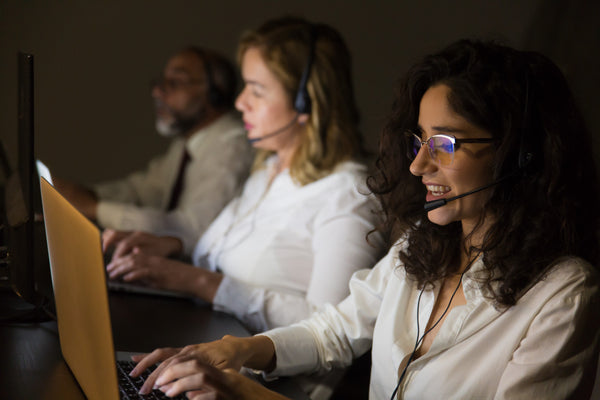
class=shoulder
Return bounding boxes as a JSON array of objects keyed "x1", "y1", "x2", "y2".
[
  {"x1": 309, "y1": 161, "x2": 368, "y2": 193},
  {"x1": 209, "y1": 111, "x2": 246, "y2": 140},
  {"x1": 309, "y1": 161, "x2": 376, "y2": 210},
  {"x1": 546, "y1": 257, "x2": 598, "y2": 293},
  {"x1": 524, "y1": 257, "x2": 599, "y2": 305}
]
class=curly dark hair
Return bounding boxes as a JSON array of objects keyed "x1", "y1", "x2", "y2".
[{"x1": 368, "y1": 39, "x2": 600, "y2": 306}]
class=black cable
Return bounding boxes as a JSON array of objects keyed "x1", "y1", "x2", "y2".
[{"x1": 389, "y1": 256, "x2": 477, "y2": 399}]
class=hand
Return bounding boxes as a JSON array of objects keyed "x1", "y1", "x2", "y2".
[
  {"x1": 106, "y1": 250, "x2": 223, "y2": 300},
  {"x1": 101, "y1": 229, "x2": 131, "y2": 253},
  {"x1": 103, "y1": 229, "x2": 182, "y2": 258},
  {"x1": 131, "y1": 336, "x2": 279, "y2": 398},
  {"x1": 156, "y1": 364, "x2": 287, "y2": 400}
]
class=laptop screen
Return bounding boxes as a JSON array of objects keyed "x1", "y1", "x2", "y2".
[{"x1": 40, "y1": 177, "x2": 120, "y2": 399}]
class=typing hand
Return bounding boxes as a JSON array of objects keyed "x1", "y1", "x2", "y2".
[
  {"x1": 103, "y1": 229, "x2": 183, "y2": 259},
  {"x1": 101, "y1": 229, "x2": 132, "y2": 253},
  {"x1": 133, "y1": 337, "x2": 280, "y2": 399},
  {"x1": 155, "y1": 363, "x2": 287, "y2": 399}
]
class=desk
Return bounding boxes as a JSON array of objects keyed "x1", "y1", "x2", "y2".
[{"x1": 0, "y1": 289, "x2": 310, "y2": 400}]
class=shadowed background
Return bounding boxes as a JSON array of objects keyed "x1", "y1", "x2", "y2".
[{"x1": 1, "y1": 0, "x2": 598, "y2": 182}]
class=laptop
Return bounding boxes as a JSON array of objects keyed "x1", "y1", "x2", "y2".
[
  {"x1": 36, "y1": 159, "x2": 189, "y2": 299},
  {"x1": 40, "y1": 177, "x2": 187, "y2": 399}
]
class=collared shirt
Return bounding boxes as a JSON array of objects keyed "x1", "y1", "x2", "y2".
[
  {"x1": 263, "y1": 239, "x2": 600, "y2": 399},
  {"x1": 192, "y1": 157, "x2": 384, "y2": 333},
  {"x1": 94, "y1": 112, "x2": 253, "y2": 252}
]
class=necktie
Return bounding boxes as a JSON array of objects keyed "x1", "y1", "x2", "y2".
[{"x1": 166, "y1": 148, "x2": 190, "y2": 211}]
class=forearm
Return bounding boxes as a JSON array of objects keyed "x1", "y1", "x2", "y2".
[
  {"x1": 222, "y1": 335, "x2": 276, "y2": 372},
  {"x1": 190, "y1": 267, "x2": 224, "y2": 303},
  {"x1": 161, "y1": 236, "x2": 184, "y2": 257}
]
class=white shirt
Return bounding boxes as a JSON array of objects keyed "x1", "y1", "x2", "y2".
[
  {"x1": 94, "y1": 112, "x2": 253, "y2": 252},
  {"x1": 192, "y1": 157, "x2": 384, "y2": 333},
  {"x1": 263, "y1": 239, "x2": 600, "y2": 399}
]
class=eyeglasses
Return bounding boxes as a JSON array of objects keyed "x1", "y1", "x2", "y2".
[
  {"x1": 150, "y1": 76, "x2": 203, "y2": 92},
  {"x1": 406, "y1": 130, "x2": 495, "y2": 166}
]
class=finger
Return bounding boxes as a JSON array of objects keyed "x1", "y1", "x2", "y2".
[
  {"x1": 133, "y1": 348, "x2": 181, "y2": 392},
  {"x1": 101, "y1": 229, "x2": 116, "y2": 252},
  {"x1": 161, "y1": 365, "x2": 239, "y2": 399},
  {"x1": 102, "y1": 229, "x2": 129, "y2": 252},
  {"x1": 122, "y1": 268, "x2": 149, "y2": 283},
  {"x1": 155, "y1": 358, "x2": 215, "y2": 388},
  {"x1": 162, "y1": 374, "x2": 210, "y2": 398},
  {"x1": 186, "y1": 389, "x2": 211, "y2": 400},
  {"x1": 130, "y1": 350, "x2": 166, "y2": 377},
  {"x1": 139, "y1": 362, "x2": 170, "y2": 395},
  {"x1": 107, "y1": 257, "x2": 138, "y2": 279},
  {"x1": 130, "y1": 353, "x2": 149, "y2": 363},
  {"x1": 187, "y1": 391, "x2": 217, "y2": 400},
  {"x1": 112, "y1": 235, "x2": 138, "y2": 259}
]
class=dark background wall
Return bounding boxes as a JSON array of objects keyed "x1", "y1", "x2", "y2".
[{"x1": 1, "y1": 0, "x2": 598, "y2": 183}]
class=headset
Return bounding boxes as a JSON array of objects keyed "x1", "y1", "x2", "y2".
[
  {"x1": 517, "y1": 68, "x2": 533, "y2": 170},
  {"x1": 293, "y1": 23, "x2": 318, "y2": 114}
]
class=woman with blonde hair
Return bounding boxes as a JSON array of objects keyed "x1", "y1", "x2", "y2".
[{"x1": 104, "y1": 16, "x2": 383, "y2": 337}]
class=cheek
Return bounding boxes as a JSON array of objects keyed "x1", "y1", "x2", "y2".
[{"x1": 258, "y1": 104, "x2": 290, "y2": 126}]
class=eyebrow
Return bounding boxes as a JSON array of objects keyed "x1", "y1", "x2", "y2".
[
  {"x1": 165, "y1": 67, "x2": 194, "y2": 78},
  {"x1": 243, "y1": 80, "x2": 266, "y2": 90},
  {"x1": 417, "y1": 124, "x2": 468, "y2": 136}
]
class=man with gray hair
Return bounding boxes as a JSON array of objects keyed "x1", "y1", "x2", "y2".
[{"x1": 55, "y1": 47, "x2": 253, "y2": 253}]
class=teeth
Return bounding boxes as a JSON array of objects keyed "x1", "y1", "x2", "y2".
[{"x1": 426, "y1": 185, "x2": 451, "y2": 196}]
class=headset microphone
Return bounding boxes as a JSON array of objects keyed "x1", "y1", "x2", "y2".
[
  {"x1": 423, "y1": 175, "x2": 511, "y2": 212},
  {"x1": 247, "y1": 113, "x2": 300, "y2": 144}
]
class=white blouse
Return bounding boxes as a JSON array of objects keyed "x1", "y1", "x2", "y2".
[
  {"x1": 192, "y1": 158, "x2": 384, "y2": 333},
  {"x1": 263, "y1": 239, "x2": 600, "y2": 399}
]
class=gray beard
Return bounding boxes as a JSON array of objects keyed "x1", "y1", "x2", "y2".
[
  {"x1": 155, "y1": 108, "x2": 206, "y2": 138},
  {"x1": 155, "y1": 118, "x2": 179, "y2": 137}
]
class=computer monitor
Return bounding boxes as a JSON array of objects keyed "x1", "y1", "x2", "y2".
[{"x1": 1, "y1": 52, "x2": 53, "y2": 316}]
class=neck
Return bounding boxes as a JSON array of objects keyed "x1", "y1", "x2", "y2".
[
  {"x1": 183, "y1": 108, "x2": 225, "y2": 140},
  {"x1": 273, "y1": 127, "x2": 304, "y2": 175}
]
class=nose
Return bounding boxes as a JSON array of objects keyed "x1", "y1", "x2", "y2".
[
  {"x1": 234, "y1": 87, "x2": 249, "y2": 113},
  {"x1": 151, "y1": 83, "x2": 165, "y2": 99},
  {"x1": 409, "y1": 145, "x2": 437, "y2": 177}
]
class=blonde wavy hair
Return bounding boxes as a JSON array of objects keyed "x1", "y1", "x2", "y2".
[{"x1": 237, "y1": 16, "x2": 364, "y2": 185}]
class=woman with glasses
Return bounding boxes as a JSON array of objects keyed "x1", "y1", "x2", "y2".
[{"x1": 129, "y1": 39, "x2": 599, "y2": 399}]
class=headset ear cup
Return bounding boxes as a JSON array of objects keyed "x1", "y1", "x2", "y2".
[
  {"x1": 293, "y1": 24, "x2": 317, "y2": 114},
  {"x1": 519, "y1": 151, "x2": 533, "y2": 170},
  {"x1": 294, "y1": 87, "x2": 311, "y2": 114}
]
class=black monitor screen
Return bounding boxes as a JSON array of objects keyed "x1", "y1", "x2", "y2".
[{"x1": 2, "y1": 52, "x2": 52, "y2": 309}]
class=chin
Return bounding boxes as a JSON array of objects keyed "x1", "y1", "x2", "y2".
[
  {"x1": 425, "y1": 208, "x2": 457, "y2": 227},
  {"x1": 155, "y1": 119, "x2": 179, "y2": 138}
]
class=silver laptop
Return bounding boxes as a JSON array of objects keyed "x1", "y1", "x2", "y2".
[{"x1": 40, "y1": 177, "x2": 187, "y2": 399}]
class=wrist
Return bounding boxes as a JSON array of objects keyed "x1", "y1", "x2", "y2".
[
  {"x1": 223, "y1": 335, "x2": 276, "y2": 372},
  {"x1": 166, "y1": 236, "x2": 183, "y2": 256},
  {"x1": 193, "y1": 268, "x2": 223, "y2": 303}
]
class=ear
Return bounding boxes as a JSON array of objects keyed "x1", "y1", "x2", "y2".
[{"x1": 298, "y1": 113, "x2": 310, "y2": 125}]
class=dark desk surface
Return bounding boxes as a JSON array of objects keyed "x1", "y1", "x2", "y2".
[{"x1": 0, "y1": 289, "x2": 309, "y2": 400}]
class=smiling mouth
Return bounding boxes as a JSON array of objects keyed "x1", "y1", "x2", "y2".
[{"x1": 427, "y1": 185, "x2": 451, "y2": 196}]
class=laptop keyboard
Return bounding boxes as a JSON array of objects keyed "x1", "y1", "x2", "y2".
[{"x1": 117, "y1": 360, "x2": 187, "y2": 399}]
